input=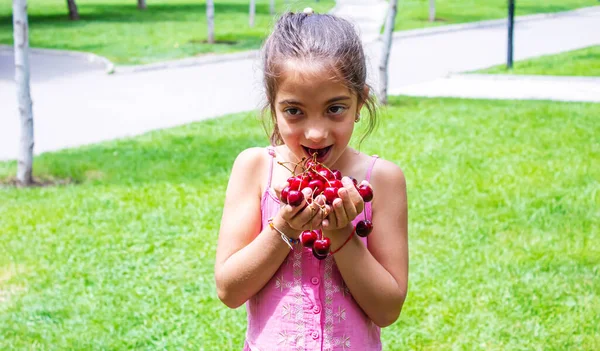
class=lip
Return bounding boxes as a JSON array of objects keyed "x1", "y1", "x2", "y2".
[{"x1": 302, "y1": 145, "x2": 333, "y2": 163}]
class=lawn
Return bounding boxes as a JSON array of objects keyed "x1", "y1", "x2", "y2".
[
  {"x1": 1, "y1": 0, "x2": 597, "y2": 64},
  {"x1": 476, "y1": 45, "x2": 600, "y2": 76},
  {"x1": 0, "y1": 0, "x2": 336, "y2": 65},
  {"x1": 1, "y1": 97, "x2": 599, "y2": 349},
  {"x1": 395, "y1": 0, "x2": 597, "y2": 31}
]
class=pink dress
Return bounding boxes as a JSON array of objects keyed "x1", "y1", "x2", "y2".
[{"x1": 243, "y1": 147, "x2": 382, "y2": 351}]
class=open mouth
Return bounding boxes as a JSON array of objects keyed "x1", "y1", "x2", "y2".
[{"x1": 302, "y1": 145, "x2": 333, "y2": 162}]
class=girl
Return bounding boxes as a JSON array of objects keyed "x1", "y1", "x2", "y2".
[{"x1": 215, "y1": 9, "x2": 408, "y2": 351}]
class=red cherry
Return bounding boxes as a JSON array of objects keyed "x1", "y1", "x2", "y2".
[
  {"x1": 296, "y1": 175, "x2": 309, "y2": 190},
  {"x1": 305, "y1": 160, "x2": 318, "y2": 170},
  {"x1": 332, "y1": 170, "x2": 342, "y2": 180},
  {"x1": 281, "y1": 186, "x2": 290, "y2": 204},
  {"x1": 330, "y1": 179, "x2": 343, "y2": 189},
  {"x1": 323, "y1": 187, "x2": 338, "y2": 204},
  {"x1": 287, "y1": 190, "x2": 304, "y2": 206},
  {"x1": 312, "y1": 248, "x2": 328, "y2": 260},
  {"x1": 358, "y1": 184, "x2": 373, "y2": 202},
  {"x1": 313, "y1": 237, "x2": 331, "y2": 256},
  {"x1": 308, "y1": 179, "x2": 325, "y2": 196},
  {"x1": 356, "y1": 220, "x2": 373, "y2": 237},
  {"x1": 300, "y1": 230, "x2": 319, "y2": 247},
  {"x1": 318, "y1": 169, "x2": 333, "y2": 181},
  {"x1": 288, "y1": 176, "x2": 301, "y2": 189}
]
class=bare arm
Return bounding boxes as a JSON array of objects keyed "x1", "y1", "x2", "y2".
[
  {"x1": 214, "y1": 148, "x2": 327, "y2": 308},
  {"x1": 322, "y1": 161, "x2": 408, "y2": 327}
]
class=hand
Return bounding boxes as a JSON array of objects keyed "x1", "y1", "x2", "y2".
[
  {"x1": 322, "y1": 177, "x2": 368, "y2": 234},
  {"x1": 276, "y1": 187, "x2": 327, "y2": 235}
]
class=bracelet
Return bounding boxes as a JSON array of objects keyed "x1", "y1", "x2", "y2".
[
  {"x1": 268, "y1": 218, "x2": 300, "y2": 250},
  {"x1": 329, "y1": 227, "x2": 356, "y2": 255}
]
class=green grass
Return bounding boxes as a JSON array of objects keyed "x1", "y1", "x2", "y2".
[
  {"x1": 1, "y1": 0, "x2": 597, "y2": 64},
  {"x1": 395, "y1": 0, "x2": 596, "y2": 31},
  {"x1": 1, "y1": 97, "x2": 599, "y2": 349},
  {"x1": 0, "y1": 0, "x2": 335, "y2": 65},
  {"x1": 476, "y1": 45, "x2": 600, "y2": 76}
]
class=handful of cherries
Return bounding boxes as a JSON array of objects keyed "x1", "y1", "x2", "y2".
[{"x1": 278, "y1": 157, "x2": 374, "y2": 260}]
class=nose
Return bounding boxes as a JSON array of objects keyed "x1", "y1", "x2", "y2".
[{"x1": 304, "y1": 123, "x2": 328, "y2": 143}]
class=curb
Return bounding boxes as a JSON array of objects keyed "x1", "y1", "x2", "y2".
[
  {"x1": 114, "y1": 50, "x2": 260, "y2": 74},
  {"x1": 0, "y1": 44, "x2": 115, "y2": 74},
  {"x1": 453, "y1": 73, "x2": 600, "y2": 83},
  {"x1": 392, "y1": 5, "x2": 600, "y2": 40},
  {"x1": 2, "y1": 5, "x2": 598, "y2": 74}
]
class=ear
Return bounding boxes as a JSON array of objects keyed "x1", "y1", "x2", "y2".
[{"x1": 356, "y1": 85, "x2": 370, "y2": 113}]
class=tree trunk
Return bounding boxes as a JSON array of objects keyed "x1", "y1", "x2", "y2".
[
  {"x1": 269, "y1": 0, "x2": 275, "y2": 15},
  {"x1": 13, "y1": 0, "x2": 35, "y2": 186},
  {"x1": 207, "y1": 0, "x2": 215, "y2": 44},
  {"x1": 66, "y1": 0, "x2": 79, "y2": 20},
  {"x1": 137, "y1": 0, "x2": 147, "y2": 10},
  {"x1": 429, "y1": 0, "x2": 435, "y2": 22},
  {"x1": 249, "y1": 0, "x2": 255, "y2": 27},
  {"x1": 378, "y1": 0, "x2": 398, "y2": 105}
]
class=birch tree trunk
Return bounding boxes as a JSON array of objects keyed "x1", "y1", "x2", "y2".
[
  {"x1": 66, "y1": 0, "x2": 79, "y2": 20},
  {"x1": 249, "y1": 0, "x2": 255, "y2": 27},
  {"x1": 429, "y1": 0, "x2": 435, "y2": 22},
  {"x1": 13, "y1": 0, "x2": 34, "y2": 186},
  {"x1": 269, "y1": 0, "x2": 275, "y2": 15},
  {"x1": 207, "y1": 0, "x2": 215, "y2": 43},
  {"x1": 378, "y1": 0, "x2": 398, "y2": 105},
  {"x1": 137, "y1": 0, "x2": 147, "y2": 10}
]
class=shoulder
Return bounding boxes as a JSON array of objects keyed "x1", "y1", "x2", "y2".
[
  {"x1": 226, "y1": 147, "x2": 271, "y2": 198},
  {"x1": 231, "y1": 147, "x2": 269, "y2": 172},
  {"x1": 370, "y1": 157, "x2": 407, "y2": 193}
]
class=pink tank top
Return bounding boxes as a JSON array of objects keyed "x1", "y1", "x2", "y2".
[{"x1": 244, "y1": 147, "x2": 382, "y2": 351}]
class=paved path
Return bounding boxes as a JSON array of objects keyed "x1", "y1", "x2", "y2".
[
  {"x1": 397, "y1": 74, "x2": 600, "y2": 103},
  {"x1": 1, "y1": 6, "x2": 599, "y2": 161}
]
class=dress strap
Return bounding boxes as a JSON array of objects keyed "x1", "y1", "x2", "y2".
[
  {"x1": 365, "y1": 155, "x2": 379, "y2": 182},
  {"x1": 266, "y1": 146, "x2": 276, "y2": 189}
]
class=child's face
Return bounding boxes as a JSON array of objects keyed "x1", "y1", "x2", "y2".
[{"x1": 274, "y1": 61, "x2": 361, "y2": 168}]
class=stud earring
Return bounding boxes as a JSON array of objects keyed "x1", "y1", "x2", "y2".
[{"x1": 355, "y1": 113, "x2": 361, "y2": 123}]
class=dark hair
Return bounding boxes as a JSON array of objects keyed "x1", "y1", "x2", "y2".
[{"x1": 261, "y1": 11, "x2": 378, "y2": 146}]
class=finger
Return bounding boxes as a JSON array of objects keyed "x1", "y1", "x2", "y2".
[
  {"x1": 342, "y1": 177, "x2": 363, "y2": 213},
  {"x1": 339, "y1": 187, "x2": 358, "y2": 221},
  {"x1": 278, "y1": 202, "x2": 304, "y2": 222},
  {"x1": 333, "y1": 197, "x2": 347, "y2": 228},
  {"x1": 322, "y1": 205, "x2": 335, "y2": 229},
  {"x1": 300, "y1": 196, "x2": 324, "y2": 227}
]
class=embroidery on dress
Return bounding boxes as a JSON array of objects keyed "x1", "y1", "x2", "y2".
[
  {"x1": 323, "y1": 255, "x2": 335, "y2": 350},
  {"x1": 278, "y1": 330, "x2": 292, "y2": 346},
  {"x1": 291, "y1": 248, "x2": 305, "y2": 350},
  {"x1": 334, "y1": 305, "x2": 347, "y2": 323},
  {"x1": 275, "y1": 274, "x2": 292, "y2": 292},
  {"x1": 333, "y1": 334, "x2": 351, "y2": 350}
]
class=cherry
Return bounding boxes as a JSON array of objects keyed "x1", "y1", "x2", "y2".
[
  {"x1": 356, "y1": 220, "x2": 373, "y2": 237},
  {"x1": 281, "y1": 186, "x2": 290, "y2": 204},
  {"x1": 305, "y1": 160, "x2": 319, "y2": 170},
  {"x1": 312, "y1": 249, "x2": 329, "y2": 260},
  {"x1": 313, "y1": 237, "x2": 331, "y2": 255},
  {"x1": 318, "y1": 169, "x2": 333, "y2": 181},
  {"x1": 300, "y1": 230, "x2": 319, "y2": 248},
  {"x1": 323, "y1": 187, "x2": 338, "y2": 204},
  {"x1": 330, "y1": 179, "x2": 343, "y2": 189},
  {"x1": 287, "y1": 190, "x2": 304, "y2": 206},
  {"x1": 332, "y1": 169, "x2": 342, "y2": 180},
  {"x1": 358, "y1": 184, "x2": 373, "y2": 202},
  {"x1": 308, "y1": 179, "x2": 325, "y2": 196}
]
